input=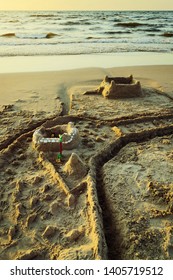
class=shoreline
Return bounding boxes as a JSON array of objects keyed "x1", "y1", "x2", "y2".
[{"x1": 0, "y1": 52, "x2": 173, "y2": 74}]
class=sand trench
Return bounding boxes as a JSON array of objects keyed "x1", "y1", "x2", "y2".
[{"x1": 0, "y1": 80, "x2": 173, "y2": 259}]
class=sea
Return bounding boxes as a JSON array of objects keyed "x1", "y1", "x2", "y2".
[{"x1": 0, "y1": 10, "x2": 173, "y2": 56}]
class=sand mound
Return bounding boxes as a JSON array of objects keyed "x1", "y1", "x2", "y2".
[{"x1": 63, "y1": 153, "x2": 88, "y2": 180}]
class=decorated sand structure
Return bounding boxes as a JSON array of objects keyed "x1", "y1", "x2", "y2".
[
  {"x1": 98, "y1": 75, "x2": 142, "y2": 98},
  {"x1": 84, "y1": 75, "x2": 142, "y2": 98},
  {"x1": 0, "y1": 71, "x2": 173, "y2": 260},
  {"x1": 32, "y1": 122, "x2": 80, "y2": 152}
]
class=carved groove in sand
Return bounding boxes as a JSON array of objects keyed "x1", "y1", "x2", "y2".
[{"x1": 91, "y1": 123, "x2": 173, "y2": 259}]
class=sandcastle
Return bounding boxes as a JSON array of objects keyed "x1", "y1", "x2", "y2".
[
  {"x1": 101, "y1": 75, "x2": 142, "y2": 98},
  {"x1": 32, "y1": 122, "x2": 80, "y2": 152},
  {"x1": 85, "y1": 75, "x2": 142, "y2": 98}
]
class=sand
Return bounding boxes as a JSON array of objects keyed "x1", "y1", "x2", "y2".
[{"x1": 0, "y1": 65, "x2": 173, "y2": 260}]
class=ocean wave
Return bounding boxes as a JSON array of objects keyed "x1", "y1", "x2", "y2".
[
  {"x1": 100, "y1": 16, "x2": 107, "y2": 20},
  {"x1": 0, "y1": 32, "x2": 58, "y2": 39},
  {"x1": 8, "y1": 20, "x2": 20, "y2": 23},
  {"x1": 62, "y1": 27, "x2": 76, "y2": 31},
  {"x1": 1, "y1": 33, "x2": 16, "y2": 38},
  {"x1": 143, "y1": 28, "x2": 161, "y2": 32},
  {"x1": 29, "y1": 14, "x2": 57, "y2": 18},
  {"x1": 105, "y1": 31, "x2": 131, "y2": 35},
  {"x1": 112, "y1": 18, "x2": 122, "y2": 22},
  {"x1": 45, "y1": 33, "x2": 58, "y2": 39},
  {"x1": 147, "y1": 33, "x2": 156, "y2": 37},
  {"x1": 79, "y1": 20, "x2": 91, "y2": 25},
  {"x1": 161, "y1": 32, "x2": 173, "y2": 37},
  {"x1": 86, "y1": 36, "x2": 96, "y2": 40},
  {"x1": 0, "y1": 43, "x2": 170, "y2": 57},
  {"x1": 62, "y1": 20, "x2": 91, "y2": 26},
  {"x1": 63, "y1": 21, "x2": 80, "y2": 26},
  {"x1": 147, "y1": 34, "x2": 157, "y2": 37},
  {"x1": 86, "y1": 36, "x2": 103, "y2": 40},
  {"x1": 67, "y1": 15, "x2": 79, "y2": 19},
  {"x1": 117, "y1": 22, "x2": 146, "y2": 28},
  {"x1": 89, "y1": 27, "x2": 101, "y2": 31}
]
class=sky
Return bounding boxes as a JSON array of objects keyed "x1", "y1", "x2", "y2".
[{"x1": 0, "y1": 0, "x2": 173, "y2": 11}]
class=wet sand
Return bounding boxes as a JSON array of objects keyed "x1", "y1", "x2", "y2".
[{"x1": 0, "y1": 65, "x2": 173, "y2": 259}]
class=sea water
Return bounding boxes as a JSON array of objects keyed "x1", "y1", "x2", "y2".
[{"x1": 0, "y1": 10, "x2": 173, "y2": 56}]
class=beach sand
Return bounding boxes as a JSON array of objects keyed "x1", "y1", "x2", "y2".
[{"x1": 0, "y1": 65, "x2": 173, "y2": 259}]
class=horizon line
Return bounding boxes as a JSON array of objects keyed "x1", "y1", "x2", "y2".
[{"x1": 0, "y1": 9, "x2": 173, "y2": 12}]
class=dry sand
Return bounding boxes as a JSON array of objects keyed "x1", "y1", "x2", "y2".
[{"x1": 0, "y1": 65, "x2": 173, "y2": 259}]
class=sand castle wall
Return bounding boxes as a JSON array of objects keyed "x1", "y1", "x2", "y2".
[
  {"x1": 32, "y1": 122, "x2": 80, "y2": 152},
  {"x1": 104, "y1": 75, "x2": 133, "y2": 84},
  {"x1": 102, "y1": 80, "x2": 142, "y2": 98},
  {"x1": 99, "y1": 75, "x2": 142, "y2": 98},
  {"x1": 83, "y1": 75, "x2": 143, "y2": 99}
]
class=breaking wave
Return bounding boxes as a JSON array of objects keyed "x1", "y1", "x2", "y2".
[
  {"x1": 1, "y1": 33, "x2": 16, "y2": 38},
  {"x1": 105, "y1": 31, "x2": 132, "y2": 35},
  {"x1": 29, "y1": 14, "x2": 57, "y2": 18},
  {"x1": 62, "y1": 20, "x2": 91, "y2": 26},
  {"x1": 1, "y1": 32, "x2": 58, "y2": 39},
  {"x1": 117, "y1": 22, "x2": 147, "y2": 28},
  {"x1": 161, "y1": 32, "x2": 173, "y2": 37},
  {"x1": 0, "y1": 10, "x2": 173, "y2": 56}
]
